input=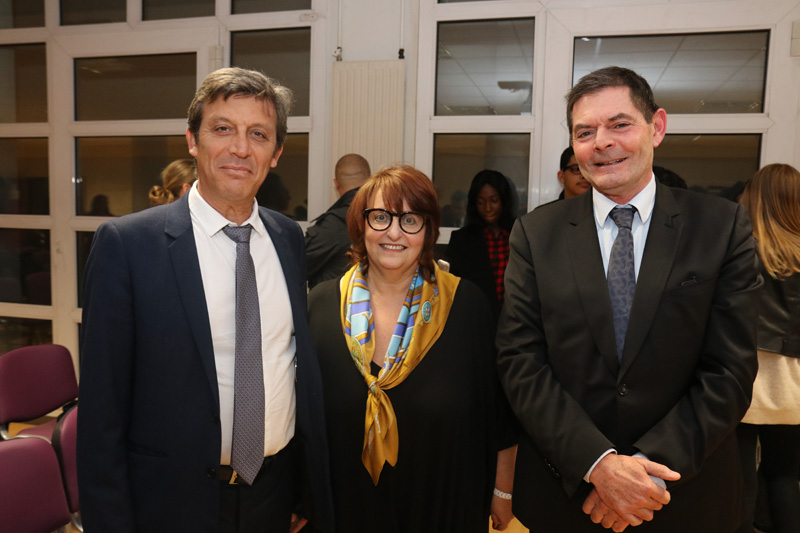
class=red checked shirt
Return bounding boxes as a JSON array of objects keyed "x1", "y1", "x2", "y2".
[{"x1": 483, "y1": 227, "x2": 510, "y2": 303}]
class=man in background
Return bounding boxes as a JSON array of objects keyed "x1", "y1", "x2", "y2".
[
  {"x1": 78, "y1": 67, "x2": 333, "y2": 532},
  {"x1": 441, "y1": 189, "x2": 468, "y2": 227},
  {"x1": 557, "y1": 145, "x2": 591, "y2": 199},
  {"x1": 305, "y1": 153, "x2": 370, "y2": 289}
]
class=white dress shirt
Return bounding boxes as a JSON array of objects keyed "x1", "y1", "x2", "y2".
[
  {"x1": 592, "y1": 174, "x2": 656, "y2": 280},
  {"x1": 188, "y1": 183, "x2": 296, "y2": 464},
  {"x1": 585, "y1": 174, "x2": 664, "y2": 486}
]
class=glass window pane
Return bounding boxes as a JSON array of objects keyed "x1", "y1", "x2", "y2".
[
  {"x1": 573, "y1": 31, "x2": 768, "y2": 114},
  {"x1": 0, "y1": 228, "x2": 50, "y2": 305},
  {"x1": 76, "y1": 231, "x2": 94, "y2": 307},
  {"x1": 142, "y1": 0, "x2": 214, "y2": 21},
  {"x1": 0, "y1": 0, "x2": 45, "y2": 28},
  {"x1": 655, "y1": 134, "x2": 760, "y2": 195},
  {"x1": 231, "y1": 29, "x2": 311, "y2": 116},
  {"x1": 436, "y1": 18, "x2": 534, "y2": 116},
  {"x1": 433, "y1": 133, "x2": 529, "y2": 227},
  {"x1": 232, "y1": 0, "x2": 310, "y2": 14},
  {"x1": 60, "y1": 0, "x2": 125, "y2": 25},
  {"x1": 75, "y1": 136, "x2": 189, "y2": 217},
  {"x1": 0, "y1": 316, "x2": 52, "y2": 353},
  {"x1": 75, "y1": 53, "x2": 196, "y2": 121},
  {"x1": 257, "y1": 133, "x2": 308, "y2": 221},
  {"x1": 0, "y1": 43, "x2": 47, "y2": 123},
  {"x1": 0, "y1": 138, "x2": 49, "y2": 215}
]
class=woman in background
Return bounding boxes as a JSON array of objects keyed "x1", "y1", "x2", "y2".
[
  {"x1": 308, "y1": 165, "x2": 516, "y2": 532},
  {"x1": 149, "y1": 159, "x2": 196, "y2": 206},
  {"x1": 445, "y1": 169, "x2": 517, "y2": 320},
  {"x1": 736, "y1": 163, "x2": 800, "y2": 533}
]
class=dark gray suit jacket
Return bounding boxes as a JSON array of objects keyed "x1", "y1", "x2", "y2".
[
  {"x1": 77, "y1": 194, "x2": 334, "y2": 532},
  {"x1": 497, "y1": 183, "x2": 760, "y2": 532}
]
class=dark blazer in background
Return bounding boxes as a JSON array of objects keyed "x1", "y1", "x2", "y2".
[
  {"x1": 77, "y1": 194, "x2": 334, "y2": 532},
  {"x1": 305, "y1": 187, "x2": 358, "y2": 290},
  {"x1": 446, "y1": 225, "x2": 500, "y2": 320},
  {"x1": 497, "y1": 183, "x2": 760, "y2": 532}
]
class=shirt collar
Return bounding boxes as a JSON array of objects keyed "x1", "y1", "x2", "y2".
[
  {"x1": 188, "y1": 182, "x2": 266, "y2": 237},
  {"x1": 592, "y1": 173, "x2": 656, "y2": 227}
]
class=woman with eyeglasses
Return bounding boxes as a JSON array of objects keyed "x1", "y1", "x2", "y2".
[
  {"x1": 445, "y1": 169, "x2": 518, "y2": 322},
  {"x1": 307, "y1": 165, "x2": 517, "y2": 532}
]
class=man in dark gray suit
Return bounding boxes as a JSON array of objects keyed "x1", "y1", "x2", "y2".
[
  {"x1": 78, "y1": 67, "x2": 333, "y2": 532},
  {"x1": 497, "y1": 66, "x2": 760, "y2": 532},
  {"x1": 305, "y1": 153, "x2": 370, "y2": 289}
]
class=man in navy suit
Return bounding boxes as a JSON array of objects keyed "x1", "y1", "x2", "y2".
[
  {"x1": 77, "y1": 67, "x2": 334, "y2": 532},
  {"x1": 497, "y1": 67, "x2": 760, "y2": 532}
]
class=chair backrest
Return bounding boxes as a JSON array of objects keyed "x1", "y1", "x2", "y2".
[
  {"x1": 0, "y1": 436, "x2": 71, "y2": 532},
  {"x1": 0, "y1": 344, "x2": 78, "y2": 424},
  {"x1": 52, "y1": 404, "x2": 80, "y2": 513}
]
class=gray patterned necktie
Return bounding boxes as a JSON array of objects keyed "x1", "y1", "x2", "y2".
[
  {"x1": 222, "y1": 224, "x2": 264, "y2": 485},
  {"x1": 607, "y1": 207, "x2": 637, "y2": 362}
]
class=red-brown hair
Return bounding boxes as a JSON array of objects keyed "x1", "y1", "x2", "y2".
[{"x1": 347, "y1": 165, "x2": 441, "y2": 282}]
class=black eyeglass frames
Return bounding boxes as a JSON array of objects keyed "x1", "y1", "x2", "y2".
[{"x1": 363, "y1": 208, "x2": 426, "y2": 234}]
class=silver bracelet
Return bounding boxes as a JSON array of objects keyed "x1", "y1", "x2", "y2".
[{"x1": 493, "y1": 487, "x2": 512, "y2": 500}]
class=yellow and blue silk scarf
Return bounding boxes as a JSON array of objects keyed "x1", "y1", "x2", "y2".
[{"x1": 340, "y1": 262, "x2": 459, "y2": 484}]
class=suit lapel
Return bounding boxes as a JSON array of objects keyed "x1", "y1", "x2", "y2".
[
  {"x1": 259, "y1": 209, "x2": 304, "y2": 327},
  {"x1": 164, "y1": 196, "x2": 219, "y2": 407},
  {"x1": 566, "y1": 194, "x2": 620, "y2": 374},
  {"x1": 620, "y1": 183, "x2": 682, "y2": 375}
]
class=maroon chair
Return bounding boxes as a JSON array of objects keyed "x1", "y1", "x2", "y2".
[
  {"x1": 0, "y1": 436, "x2": 71, "y2": 532},
  {"x1": 52, "y1": 405, "x2": 82, "y2": 531},
  {"x1": 0, "y1": 344, "x2": 78, "y2": 440}
]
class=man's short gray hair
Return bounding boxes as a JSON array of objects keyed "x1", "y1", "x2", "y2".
[{"x1": 187, "y1": 67, "x2": 293, "y2": 148}]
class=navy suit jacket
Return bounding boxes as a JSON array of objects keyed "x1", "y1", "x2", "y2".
[
  {"x1": 497, "y1": 183, "x2": 760, "y2": 532},
  {"x1": 77, "y1": 194, "x2": 334, "y2": 532}
]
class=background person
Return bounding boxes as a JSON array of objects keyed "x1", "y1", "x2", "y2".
[
  {"x1": 497, "y1": 66, "x2": 760, "y2": 533},
  {"x1": 558, "y1": 146, "x2": 591, "y2": 199},
  {"x1": 307, "y1": 165, "x2": 517, "y2": 532},
  {"x1": 652, "y1": 165, "x2": 688, "y2": 190},
  {"x1": 441, "y1": 189, "x2": 468, "y2": 227},
  {"x1": 305, "y1": 153, "x2": 370, "y2": 289},
  {"x1": 77, "y1": 67, "x2": 334, "y2": 533},
  {"x1": 736, "y1": 163, "x2": 800, "y2": 533},
  {"x1": 149, "y1": 158, "x2": 196, "y2": 206},
  {"x1": 446, "y1": 169, "x2": 517, "y2": 321},
  {"x1": 86, "y1": 194, "x2": 113, "y2": 216}
]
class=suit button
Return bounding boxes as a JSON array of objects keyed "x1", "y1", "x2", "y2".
[
  {"x1": 617, "y1": 384, "x2": 629, "y2": 396},
  {"x1": 207, "y1": 468, "x2": 217, "y2": 478},
  {"x1": 212, "y1": 412, "x2": 220, "y2": 423}
]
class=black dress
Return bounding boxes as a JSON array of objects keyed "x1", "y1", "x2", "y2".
[
  {"x1": 445, "y1": 226, "x2": 501, "y2": 321},
  {"x1": 307, "y1": 278, "x2": 510, "y2": 533}
]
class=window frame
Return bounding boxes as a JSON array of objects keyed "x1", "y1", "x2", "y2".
[
  {"x1": 416, "y1": 1, "x2": 544, "y2": 242},
  {"x1": 416, "y1": 0, "x2": 800, "y2": 241},
  {"x1": 540, "y1": 2, "x2": 791, "y2": 200},
  {"x1": 0, "y1": 0, "x2": 329, "y2": 360}
]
